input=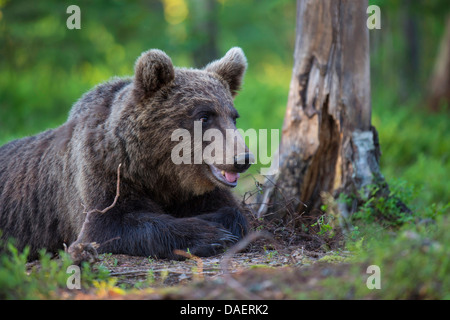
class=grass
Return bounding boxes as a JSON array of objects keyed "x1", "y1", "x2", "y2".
[
  {"x1": 0, "y1": 243, "x2": 110, "y2": 299},
  {"x1": 339, "y1": 215, "x2": 450, "y2": 300}
]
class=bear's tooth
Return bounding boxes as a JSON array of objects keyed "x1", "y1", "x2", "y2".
[{"x1": 221, "y1": 170, "x2": 225, "y2": 176}]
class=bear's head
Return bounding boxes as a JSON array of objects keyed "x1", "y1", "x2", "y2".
[{"x1": 125, "y1": 48, "x2": 253, "y2": 198}]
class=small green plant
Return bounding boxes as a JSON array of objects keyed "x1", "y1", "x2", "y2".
[
  {"x1": 351, "y1": 180, "x2": 417, "y2": 228},
  {"x1": 100, "y1": 253, "x2": 118, "y2": 267},
  {"x1": 0, "y1": 241, "x2": 111, "y2": 299},
  {"x1": 263, "y1": 245, "x2": 278, "y2": 261},
  {"x1": 311, "y1": 214, "x2": 335, "y2": 238},
  {"x1": 265, "y1": 250, "x2": 278, "y2": 261},
  {"x1": 255, "y1": 217, "x2": 266, "y2": 232},
  {"x1": 0, "y1": 244, "x2": 73, "y2": 299}
]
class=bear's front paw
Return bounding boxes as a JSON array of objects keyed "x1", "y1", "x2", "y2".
[
  {"x1": 197, "y1": 207, "x2": 249, "y2": 239},
  {"x1": 178, "y1": 220, "x2": 239, "y2": 258},
  {"x1": 187, "y1": 230, "x2": 238, "y2": 257}
]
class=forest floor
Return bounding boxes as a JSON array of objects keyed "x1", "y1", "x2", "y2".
[
  {"x1": 69, "y1": 247, "x2": 355, "y2": 300},
  {"x1": 21, "y1": 196, "x2": 448, "y2": 300},
  {"x1": 52, "y1": 213, "x2": 363, "y2": 300}
]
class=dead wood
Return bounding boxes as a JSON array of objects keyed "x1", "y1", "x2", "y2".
[
  {"x1": 67, "y1": 163, "x2": 122, "y2": 265},
  {"x1": 258, "y1": 0, "x2": 409, "y2": 226}
]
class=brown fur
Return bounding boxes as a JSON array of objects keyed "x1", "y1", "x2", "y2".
[{"x1": 0, "y1": 48, "x2": 250, "y2": 260}]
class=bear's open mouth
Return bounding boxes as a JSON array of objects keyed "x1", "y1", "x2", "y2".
[{"x1": 209, "y1": 165, "x2": 240, "y2": 188}]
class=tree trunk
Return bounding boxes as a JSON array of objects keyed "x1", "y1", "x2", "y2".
[
  {"x1": 427, "y1": 15, "x2": 450, "y2": 112},
  {"x1": 190, "y1": 0, "x2": 219, "y2": 68},
  {"x1": 401, "y1": 0, "x2": 420, "y2": 98},
  {"x1": 258, "y1": 0, "x2": 387, "y2": 224}
]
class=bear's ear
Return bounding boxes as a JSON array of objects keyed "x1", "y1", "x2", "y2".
[
  {"x1": 134, "y1": 49, "x2": 175, "y2": 98},
  {"x1": 204, "y1": 47, "x2": 247, "y2": 97}
]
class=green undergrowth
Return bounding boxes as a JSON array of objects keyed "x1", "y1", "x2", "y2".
[
  {"x1": 309, "y1": 178, "x2": 450, "y2": 299},
  {"x1": 319, "y1": 214, "x2": 450, "y2": 300},
  {"x1": 0, "y1": 243, "x2": 110, "y2": 299}
]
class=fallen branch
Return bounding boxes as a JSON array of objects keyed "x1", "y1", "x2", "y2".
[
  {"x1": 220, "y1": 231, "x2": 276, "y2": 300},
  {"x1": 82, "y1": 163, "x2": 122, "y2": 215},
  {"x1": 67, "y1": 163, "x2": 122, "y2": 265},
  {"x1": 252, "y1": 174, "x2": 307, "y2": 219},
  {"x1": 173, "y1": 249, "x2": 204, "y2": 280}
]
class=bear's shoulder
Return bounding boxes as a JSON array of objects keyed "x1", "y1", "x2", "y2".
[{"x1": 68, "y1": 77, "x2": 132, "y2": 121}]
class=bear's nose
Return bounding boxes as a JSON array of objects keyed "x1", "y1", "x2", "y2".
[{"x1": 234, "y1": 152, "x2": 255, "y2": 172}]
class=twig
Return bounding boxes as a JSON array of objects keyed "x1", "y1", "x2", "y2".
[
  {"x1": 255, "y1": 174, "x2": 307, "y2": 219},
  {"x1": 173, "y1": 249, "x2": 204, "y2": 280},
  {"x1": 220, "y1": 231, "x2": 276, "y2": 300},
  {"x1": 68, "y1": 163, "x2": 122, "y2": 264},
  {"x1": 77, "y1": 163, "x2": 122, "y2": 242},
  {"x1": 83, "y1": 163, "x2": 122, "y2": 215}
]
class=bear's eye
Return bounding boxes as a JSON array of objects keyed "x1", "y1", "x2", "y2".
[{"x1": 199, "y1": 115, "x2": 209, "y2": 123}]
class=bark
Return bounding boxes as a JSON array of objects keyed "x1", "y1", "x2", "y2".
[
  {"x1": 427, "y1": 15, "x2": 450, "y2": 111},
  {"x1": 190, "y1": 0, "x2": 219, "y2": 68},
  {"x1": 402, "y1": 0, "x2": 420, "y2": 97},
  {"x1": 258, "y1": 0, "x2": 387, "y2": 223}
]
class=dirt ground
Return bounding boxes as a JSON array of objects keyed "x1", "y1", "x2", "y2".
[
  {"x1": 75, "y1": 247, "x2": 353, "y2": 300},
  {"x1": 97, "y1": 243, "x2": 328, "y2": 287},
  {"x1": 65, "y1": 216, "x2": 353, "y2": 300}
]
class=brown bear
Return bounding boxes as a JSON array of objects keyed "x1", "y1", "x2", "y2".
[{"x1": 0, "y1": 47, "x2": 252, "y2": 260}]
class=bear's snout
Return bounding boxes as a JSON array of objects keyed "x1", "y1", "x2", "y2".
[{"x1": 233, "y1": 152, "x2": 254, "y2": 173}]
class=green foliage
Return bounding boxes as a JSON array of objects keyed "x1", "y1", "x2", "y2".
[
  {"x1": 372, "y1": 101, "x2": 450, "y2": 208},
  {"x1": 311, "y1": 215, "x2": 450, "y2": 299},
  {"x1": 365, "y1": 217, "x2": 450, "y2": 299},
  {"x1": 339, "y1": 176, "x2": 449, "y2": 238},
  {"x1": 324, "y1": 178, "x2": 450, "y2": 299},
  {"x1": 311, "y1": 215, "x2": 335, "y2": 238},
  {"x1": 351, "y1": 180, "x2": 413, "y2": 227},
  {"x1": 0, "y1": 244, "x2": 72, "y2": 299},
  {"x1": 0, "y1": 244, "x2": 33, "y2": 299},
  {"x1": 0, "y1": 241, "x2": 110, "y2": 299},
  {"x1": 355, "y1": 215, "x2": 450, "y2": 299}
]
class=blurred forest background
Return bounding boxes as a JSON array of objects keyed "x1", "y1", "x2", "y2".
[{"x1": 0, "y1": 0, "x2": 448, "y2": 212}]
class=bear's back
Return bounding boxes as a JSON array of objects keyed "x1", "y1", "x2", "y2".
[{"x1": 68, "y1": 77, "x2": 132, "y2": 121}]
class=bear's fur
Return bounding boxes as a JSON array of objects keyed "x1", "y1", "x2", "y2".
[{"x1": 0, "y1": 47, "x2": 251, "y2": 260}]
